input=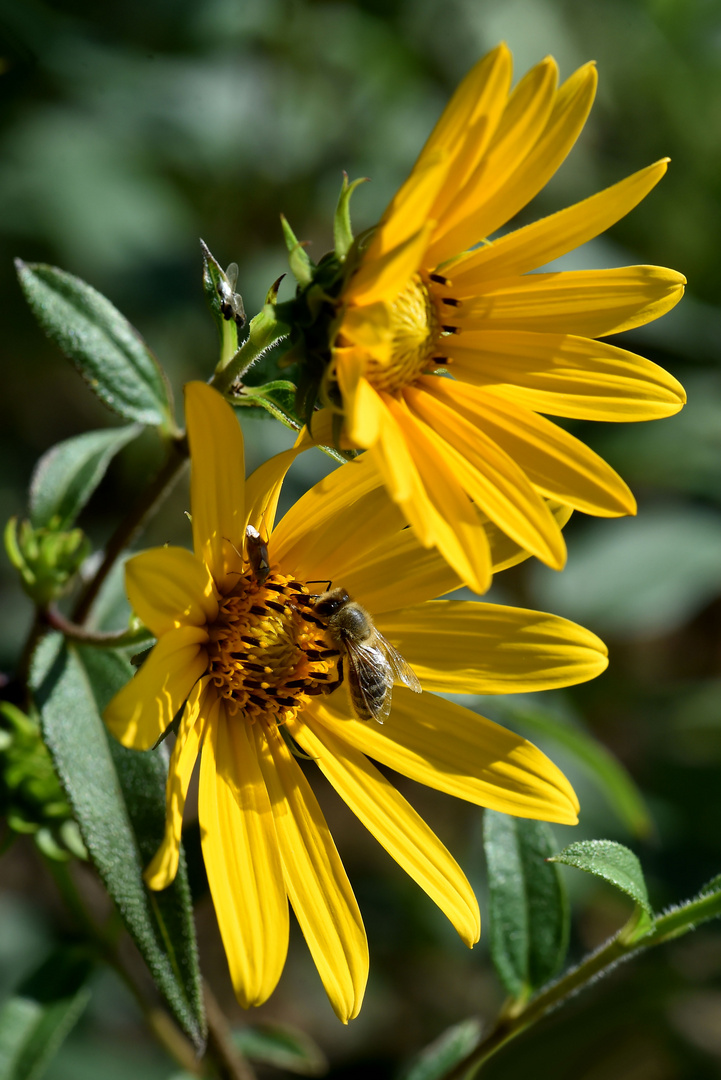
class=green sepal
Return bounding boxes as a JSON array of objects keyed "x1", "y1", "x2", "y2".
[
  {"x1": 29, "y1": 424, "x2": 142, "y2": 532},
  {"x1": 30, "y1": 635, "x2": 206, "y2": 1051},
  {"x1": 333, "y1": 172, "x2": 369, "y2": 261},
  {"x1": 483, "y1": 811, "x2": 569, "y2": 1000},
  {"x1": 281, "y1": 215, "x2": 314, "y2": 287},
  {"x1": 5, "y1": 517, "x2": 91, "y2": 608},
  {"x1": 0, "y1": 946, "x2": 93, "y2": 1080},
  {"x1": 16, "y1": 261, "x2": 175, "y2": 433},
  {"x1": 549, "y1": 840, "x2": 654, "y2": 920},
  {"x1": 212, "y1": 302, "x2": 290, "y2": 394}
]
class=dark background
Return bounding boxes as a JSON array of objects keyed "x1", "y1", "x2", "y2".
[{"x1": 1, "y1": 1, "x2": 721, "y2": 1077}]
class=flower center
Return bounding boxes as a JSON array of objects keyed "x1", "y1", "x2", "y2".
[
  {"x1": 364, "y1": 274, "x2": 442, "y2": 393},
  {"x1": 206, "y1": 571, "x2": 340, "y2": 723}
]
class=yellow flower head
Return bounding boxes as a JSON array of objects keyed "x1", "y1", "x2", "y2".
[
  {"x1": 105, "y1": 382, "x2": 608, "y2": 1021},
  {"x1": 286, "y1": 43, "x2": 686, "y2": 593}
]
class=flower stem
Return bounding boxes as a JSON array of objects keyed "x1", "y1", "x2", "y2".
[
  {"x1": 71, "y1": 434, "x2": 188, "y2": 625},
  {"x1": 441, "y1": 891, "x2": 721, "y2": 1079},
  {"x1": 211, "y1": 307, "x2": 290, "y2": 397}
]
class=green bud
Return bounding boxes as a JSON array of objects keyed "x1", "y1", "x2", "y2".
[
  {"x1": 0, "y1": 702, "x2": 86, "y2": 862},
  {"x1": 4, "y1": 516, "x2": 91, "y2": 608}
]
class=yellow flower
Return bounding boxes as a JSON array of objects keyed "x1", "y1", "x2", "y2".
[
  {"x1": 315, "y1": 43, "x2": 686, "y2": 592},
  {"x1": 105, "y1": 382, "x2": 607, "y2": 1022}
]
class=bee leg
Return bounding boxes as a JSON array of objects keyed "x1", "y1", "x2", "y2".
[{"x1": 321, "y1": 656, "x2": 344, "y2": 695}]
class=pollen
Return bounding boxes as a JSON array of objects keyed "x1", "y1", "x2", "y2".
[
  {"x1": 206, "y1": 571, "x2": 340, "y2": 723},
  {"x1": 364, "y1": 274, "x2": 443, "y2": 393}
]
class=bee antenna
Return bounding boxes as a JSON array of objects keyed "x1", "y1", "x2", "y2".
[{"x1": 306, "y1": 580, "x2": 332, "y2": 591}]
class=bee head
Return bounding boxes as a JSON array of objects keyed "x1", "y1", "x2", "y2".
[{"x1": 312, "y1": 587, "x2": 349, "y2": 617}]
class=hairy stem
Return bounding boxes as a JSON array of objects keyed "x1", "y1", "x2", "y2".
[{"x1": 442, "y1": 891, "x2": 721, "y2": 1079}]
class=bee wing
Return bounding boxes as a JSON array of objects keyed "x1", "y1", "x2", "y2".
[
  {"x1": 225, "y1": 262, "x2": 239, "y2": 290},
  {"x1": 344, "y1": 638, "x2": 395, "y2": 724},
  {"x1": 375, "y1": 630, "x2": 422, "y2": 694}
]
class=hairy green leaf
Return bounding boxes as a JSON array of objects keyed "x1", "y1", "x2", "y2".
[
  {"x1": 484, "y1": 811, "x2": 569, "y2": 999},
  {"x1": 0, "y1": 947, "x2": 92, "y2": 1080},
  {"x1": 29, "y1": 425, "x2": 142, "y2": 530},
  {"x1": 549, "y1": 840, "x2": 653, "y2": 917},
  {"x1": 16, "y1": 261, "x2": 174, "y2": 429},
  {"x1": 402, "y1": 1018, "x2": 482, "y2": 1080},
  {"x1": 30, "y1": 634, "x2": 205, "y2": 1050}
]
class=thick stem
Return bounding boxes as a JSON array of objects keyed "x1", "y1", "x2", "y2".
[{"x1": 72, "y1": 436, "x2": 188, "y2": 625}]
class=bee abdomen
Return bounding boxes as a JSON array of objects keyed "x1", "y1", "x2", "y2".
[{"x1": 349, "y1": 667, "x2": 388, "y2": 721}]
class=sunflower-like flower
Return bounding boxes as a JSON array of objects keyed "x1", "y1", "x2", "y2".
[
  {"x1": 105, "y1": 382, "x2": 607, "y2": 1021},
  {"x1": 283, "y1": 44, "x2": 685, "y2": 592}
]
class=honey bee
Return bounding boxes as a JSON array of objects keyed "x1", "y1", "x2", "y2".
[
  {"x1": 217, "y1": 262, "x2": 246, "y2": 327},
  {"x1": 310, "y1": 587, "x2": 422, "y2": 724}
]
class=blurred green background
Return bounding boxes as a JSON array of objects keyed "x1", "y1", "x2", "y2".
[{"x1": 2, "y1": 0, "x2": 721, "y2": 1077}]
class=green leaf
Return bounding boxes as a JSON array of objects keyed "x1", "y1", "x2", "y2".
[
  {"x1": 16, "y1": 261, "x2": 174, "y2": 430},
  {"x1": 402, "y1": 1018, "x2": 482, "y2": 1080},
  {"x1": 549, "y1": 840, "x2": 653, "y2": 917},
  {"x1": 495, "y1": 701, "x2": 652, "y2": 838},
  {"x1": 29, "y1": 425, "x2": 142, "y2": 531},
  {"x1": 30, "y1": 634, "x2": 206, "y2": 1050},
  {"x1": 233, "y1": 1023, "x2": 328, "y2": 1076},
  {"x1": 483, "y1": 811, "x2": 569, "y2": 999},
  {"x1": 0, "y1": 947, "x2": 92, "y2": 1080}
]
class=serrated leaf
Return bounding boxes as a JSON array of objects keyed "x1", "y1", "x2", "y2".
[
  {"x1": 549, "y1": 840, "x2": 653, "y2": 917},
  {"x1": 496, "y1": 702, "x2": 652, "y2": 838},
  {"x1": 16, "y1": 261, "x2": 174, "y2": 429},
  {"x1": 29, "y1": 425, "x2": 142, "y2": 530},
  {"x1": 30, "y1": 634, "x2": 205, "y2": 1050},
  {"x1": 0, "y1": 947, "x2": 92, "y2": 1080},
  {"x1": 483, "y1": 811, "x2": 569, "y2": 999},
  {"x1": 402, "y1": 1018, "x2": 482, "y2": 1080},
  {"x1": 233, "y1": 1023, "x2": 327, "y2": 1076}
]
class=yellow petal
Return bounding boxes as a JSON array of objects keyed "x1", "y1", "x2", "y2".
[
  {"x1": 446, "y1": 330, "x2": 687, "y2": 420},
  {"x1": 451, "y1": 160, "x2": 669, "y2": 285},
  {"x1": 312, "y1": 692, "x2": 579, "y2": 825},
  {"x1": 272, "y1": 451, "x2": 402, "y2": 581},
  {"x1": 336, "y1": 303, "x2": 392, "y2": 357},
  {"x1": 428, "y1": 60, "x2": 597, "y2": 266},
  {"x1": 448, "y1": 267, "x2": 685, "y2": 337},
  {"x1": 428, "y1": 56, "x2": 558, "y2": 260},
  {"x1": 199, "y1": 705, "x2": 289, "y2": 1008},
  {"x1": 337, "y1": 502, "x2": 572, "y2": 614},
  {"x1": 404, "y1": 384, "x2": 566, "y2": 568},
  {"x1": 365, "y1": 152, "x2": 450, "y2": 264},
  {"x1": 417, "y1": 44, "x2": 512, "y2": 168},
  {"x1": 103, "y1": 626, "x2": 208, "y2": 750},
  {"x1": 376, "y1": 601, "x2": 608, "y2": 693},
  {"x1": 125, "y1": 547, "x2": 218, "y2": 638},
  {"x1": 291, "y1": 715, "x2": 480, "y2": 946},
  {"x1": 344, "y1": 221, "x2": 434, "y2": 307},
  {"x1": 382, "y1": 395, "x2": 493, "y2": 592},
  {"x1": 144, "y1": 677, "x2": 212, "y2": 890},
  {"x1": 428, "y1": 45, "x2": 513, "y2": 224},
  {"x1": 244, "y1": 422, "x2": 319, "y2": 541},
  {"x1": 423, "y1": 378, "x2": 636, "y2": 517},
  {"x1": 255, "y1": 722, "x2": 368, "y2": 1024},
  {"x1": 185, "y1": 381, "x2": 245, "y2": 591},
  {"x1": 335, "y1": 350, "x2": 384, "y2": 447}
]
